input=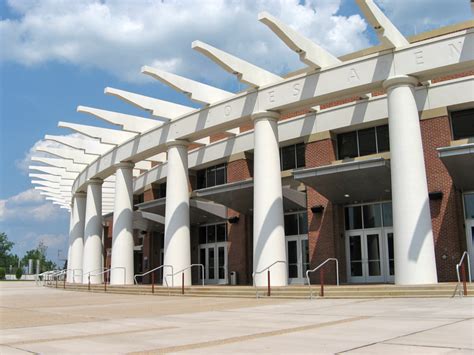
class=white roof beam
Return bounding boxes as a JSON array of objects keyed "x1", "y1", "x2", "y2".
[
  {"x1": 192, "y1": 40, "x2": 282, "y2": 88},
  {"x1": 29, "y1": 173, "x2": 64, "y2": 182},
  {"x1": 36, "y1": 146, "x2": 96, "y2": 165},
  {"x1": 29, "y1": 166, "x2": 78, "y2": 179},
  {"x1": 105, "y1": 87, "x2": 194, "y2": 120},
  {"x1": 141, "y1": 66, "x2": 234, "y2": 105},
  {"x1": 258, "y1": 12, "x2": 341, "y2": 69},
  {"x1": 44, "y1": 134, "x2": 114, "y2": 155},
  {"x1": 58, "y1": 122, "x2": 136, "y2": 145},
  {"x1": 31, "y1": 157, "x2": 86, "y2": 173},
  {"x1": 77, "y1": 106, "x2": 162, "y2": 134},
  {"x1": 355, "y1": 0, "x2": 409, "y2": 49}
]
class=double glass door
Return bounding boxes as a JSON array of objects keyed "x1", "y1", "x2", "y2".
[
  {"x1": 286, "y1": 235, "x2": 309, "y2": 284},
  {"x1": 346, "y1": 228, "x2": 394, "y2": 283},
  {"x1": 199, "y1": 242, "x2": 228, "y2": 284}
]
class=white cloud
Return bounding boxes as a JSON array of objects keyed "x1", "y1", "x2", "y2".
[
  {"x1": 1, "y1": 0, "x2": 370, "y2": 85},
  {"x1": 0, "y1": 188, "x2": 66, "y2": 222}
]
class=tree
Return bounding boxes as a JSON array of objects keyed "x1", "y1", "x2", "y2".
[
  {"x1": 22, "y1": 241, "x2": 57, "y2": 273},
  {"x1": 0, "y1": 232, "x2": 19, "y2": 268}
]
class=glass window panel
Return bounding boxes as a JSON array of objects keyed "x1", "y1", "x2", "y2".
[
  {"x1": 358, "y1": 127, "x2": 377, "y2": 156},
  {"x1": 376, "y1": 125, "x2": 390, "y2": 152},
  {"x1": 464, "y1": 193, "x2": 474, "y2": 219},
  {"x1": 208, "y1": 248, "x2": 215, "y2": 279},
  {"x1": 197, "y1": 170, "x2": 206, "y2": 189},
  {"x1": 206, "y1": 168, "x2": 216, "y2": 188},
  {"x1": 363, "y1": 204, "x2": 382, "y2": 228},
  {"x1": 215, "y1": 166, "x2": 226, "y2": 186},
  {"x1": 451, "y1": 109, "x2": 474, "y2": 140},
  {"x1": 207, "y1": 225, "x2": 216, "y2": 243},
  {"x1": 216, "y1": 224, "x2": 226, "y2": 242},
  {"x1": 337, "y1": 131, "x2": 358, "y2": 159},
  {"x1": 284, "y1": 214, "x2": 299, "y2": 236},
  {"x1": 387, "y1": 233, "x2": 394, "y2": 276},
  {"x1": 288, "y1": 240, "x2": 298, "y2": 263},
  {"x1": 298, "y1": 212, "x2": 308, "y2": 235},
  {"x1": 200, "y1": 249, "x2": 206, "y2": 270},
  {"x1": 218, "y1": 247, "x2": 225, "y2": 279},
  {"x1": 199, "y1": 227, "x2": 207, "y2": 244},
  {"x1": 351, "y1": 262, "x2": 363, "y2": 277},
  {"x1": 366, "y1": 234, "x2": 380, "y2": 261},
  {"x1": 368, "y1": 261, "x2": 381, "y2": 276},
  {"x1": 349, "y1": 235, "x2": 362, "y2": 261},
  {"x1": 302, "y1": 239, "x2": 310, "y2": 274},
  {"x1": 296, "y1": 143, "x2": 306, "y2": 168},
  {"x1": 382, "y1": 202, "x2": 393, "y2": 227},
  {"x1": 345, "y1": 206, "x2": 362, "y2": 230},
  {"x1": 288, "y1": 265, "x2": 299, "y2": 278},
  {"x1": 281, "y1": 145, "x2": 296, "y2": 170}
]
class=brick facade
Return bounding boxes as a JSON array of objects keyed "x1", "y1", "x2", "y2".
[{"x1": 420, "y1": 115, "x2": 465, "y2": 281}]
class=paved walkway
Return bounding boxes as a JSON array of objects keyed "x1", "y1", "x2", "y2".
[{"x1": 0, "y1": 282, "x2": 472, "y2": 354}]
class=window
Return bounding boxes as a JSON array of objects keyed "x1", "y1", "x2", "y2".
[
  {"x1": 198, "y1": 223, "x2": 227, "y2": 244},
  {"x1": 280, "y1": 143, "x2": 305, "y2": 171},
  {"x1": 345, "y1": 202, "x2": 392, "y2": 230},
  {"x1": 153, "y1": 183, "x2": 166, "y2": 199},
  {"x1": 284, "y1": 211, "x2": 308, "y2": 236},
  {"x1": 337, "y1": 125, "x2": 390, "y2": 159},
  {"x1": 451, "y1": 109, "x2": 474, "y2": 140},
  {"x1": 464, "y1": 193, "x2": 474, "y2": 219},
  {"x1": 197, "y1": 164, "x2": 227, "y2": 189}
]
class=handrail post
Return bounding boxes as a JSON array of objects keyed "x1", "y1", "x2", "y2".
[
  {"x1": 63, "y1": 276, "x2": 66, "y2": 289},
  {"x1": 152, "y1": 272, "x2": 155, "y2": 294},
  {"x1": 104, "y1": 271, "x2": 107, "y2": 292},
  {"x1": 462, "y1": 262, "x2": 468, "y2": 296},
  {"x1": 181, "y1": 273, "x2": 185, "y2": 295},
  {"x1": 320, "y1": 268, "x2": 324, "y2": 297},
  {"x1": 55, "y1": 277, "x2": 58, "y2": 288},
  {"x1": 88, "y1": 275, "x2": 91, "y2": 291},
  {"x1": 267, "y1": 270, "x2": 271, "y2": 297}
]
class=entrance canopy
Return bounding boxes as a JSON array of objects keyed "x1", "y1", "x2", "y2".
[
  {"x1": 194, "y1": 179, "x2": 306, "y2": 214},
  {"x1": 438, "y1": 143, "x2": 474, "y2": 190},
  {"x1": 136, "y1": 197, "x2": 228, "y2": 225},
  {"x1": 293, "y1": 157, "x2": 391, "y2": 204}
]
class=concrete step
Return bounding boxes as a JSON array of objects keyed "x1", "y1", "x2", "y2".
[{"x1": 47, "y1": 282, "x2": 473, "y2": 299}]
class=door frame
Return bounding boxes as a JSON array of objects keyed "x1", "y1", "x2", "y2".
[{"x1": 285, "y1": 234, "x2": 308, "y2": 284}]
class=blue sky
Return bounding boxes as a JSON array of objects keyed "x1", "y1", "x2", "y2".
[{"x1": 0, "y1": 0, "x2": 472, "y2": 264}]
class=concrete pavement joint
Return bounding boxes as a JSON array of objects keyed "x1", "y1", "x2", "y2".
[
  {"x1": 338, "y1": 317, "x2": 473, "y2": 353},
  {"x1": 128, "y1": 315, "x2": 370, "y2": 354}
]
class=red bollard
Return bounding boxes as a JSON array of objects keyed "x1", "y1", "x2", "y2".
[
  {"x1": 152, "y1": 272, "x2": 155, "y2": 294},
  {"x1": 55, "y1": 278, "x2": 58, "y2": 288},
  {"x1": 462, "y1": 263, "x2": 468, "y2": 296},
  {"x1": 104, "y1": 273, "x2": 107, "y2": 292},
  {"x1": 267, "y1": 270, "x2": 271, "y2": 297},
  {"x1": 182, "y1": 273, "x2": 185, "y2": 295},
  {"x1": 88, "y1": 276, "x2": 91, "y2": 291},
  {"x1": 320, "y1": 268, "x2": 325, "y2": 297},
  {"x1": 63, "y1": 276, "x2": 66, "y2": 289}
]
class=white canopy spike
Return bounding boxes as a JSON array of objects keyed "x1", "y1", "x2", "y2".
[
  {"x1": 29, "y1": 165, "x2": 78, "y2": 179},
  {"x1": 105, "y1": 87, "x2": 194, "y2": 120},
  {"x1": 44, "y1": 134, "x2": 115, "y2": 155},
  {"x1": 141, "y1": 66, "x2": 234, "y2": 105},
  {"x1": 36, "y1": 146, "x2": 96, "y2": 165},
  {"x1": 258, "y1": 12, "x2": 341, "y2": 69},
  {"x1": 29, "y1": 173, "x2": 64, "y2": 182},
  {"x1": 77, "y1": 106, "x2": 162, "y2": 134},
  {"x1": 31, "y1": 156, "x2": 86, "y2": 172},
  {"x1": 192, "y1": 40, "x2": 282, "y2": 88},
  {"x1": 58, "y1": 121, "x2": 137, "y2": 145},
  {"x1": 32, "y1": 180, "x2": 62, "y2": 189},
  {"x1": 355, "y1": 0, "x2": 409, "y2": 48}
]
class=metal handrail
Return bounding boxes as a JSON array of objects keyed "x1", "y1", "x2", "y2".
[
  {"x1": 252, "y1": 260, "x2": 286, "y2": 298},
  {"x1": 88, "y1": 267, "x2": 126, "y2": 285},
  {"x1": 133, "y1": 264, "x2": 174, "y2": 288},
  {"x1": 454, "y1": 251, "x2": 471, "y2": 297},
  {"x1": 306, "y1": 258, "x2": 339, "y2": 299},
  {"x1": 166, "y1": 264, "x2": 205, "y2": 287}
]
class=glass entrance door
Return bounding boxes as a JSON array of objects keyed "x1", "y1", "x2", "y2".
[
  {"x1": 200, "y1": 242, "x2": 228, "y2": 285},
  {"x1": 286, "y1": 235, "x2": 309, "y2": 284},
  {"x1": 346, "y1": 229, "x2": 385, "y2": 283}
]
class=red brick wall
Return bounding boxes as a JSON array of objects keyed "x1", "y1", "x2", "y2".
[
  {"x1": 226, "y1": 158, "x2": 253, "y2": 284},
  {"x1": 421, "y1": 115, "x2": 464, "y2": 281},
  {"x1": 305, "y1": 138, "x2": 342, "y2": 284}
]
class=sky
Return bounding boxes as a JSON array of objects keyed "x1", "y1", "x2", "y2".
[{"x1": 0, "y1": 0, "x2": 472, "y2": 265}]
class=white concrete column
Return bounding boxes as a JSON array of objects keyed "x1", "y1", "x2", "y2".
[
  {"x1": 110, "y1": 162, "x2": 135, "y2": 285},
  {"x1": 252, "y1": 112, "x2": 287, "y2": 286},
  {"x1": 82, "y1": 179, "x2": 103, "y2": 284},
  {"x1": 383, "y1": 75, "x2": 438, "y2": 285},
  {"x1": 67, "y1": 192, "x2": 86, "y2": 283},
  {"x1": 163, "y1": 140, "x2": 191, "y2": 287}
]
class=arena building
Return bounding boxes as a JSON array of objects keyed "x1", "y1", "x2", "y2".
[{"x1": 29, "y1": 0, "x2": 474, "y2": 288}]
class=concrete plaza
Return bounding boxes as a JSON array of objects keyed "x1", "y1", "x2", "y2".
[{"x1": 0, "y1": 282, "x2": 472, "y2": 354}]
